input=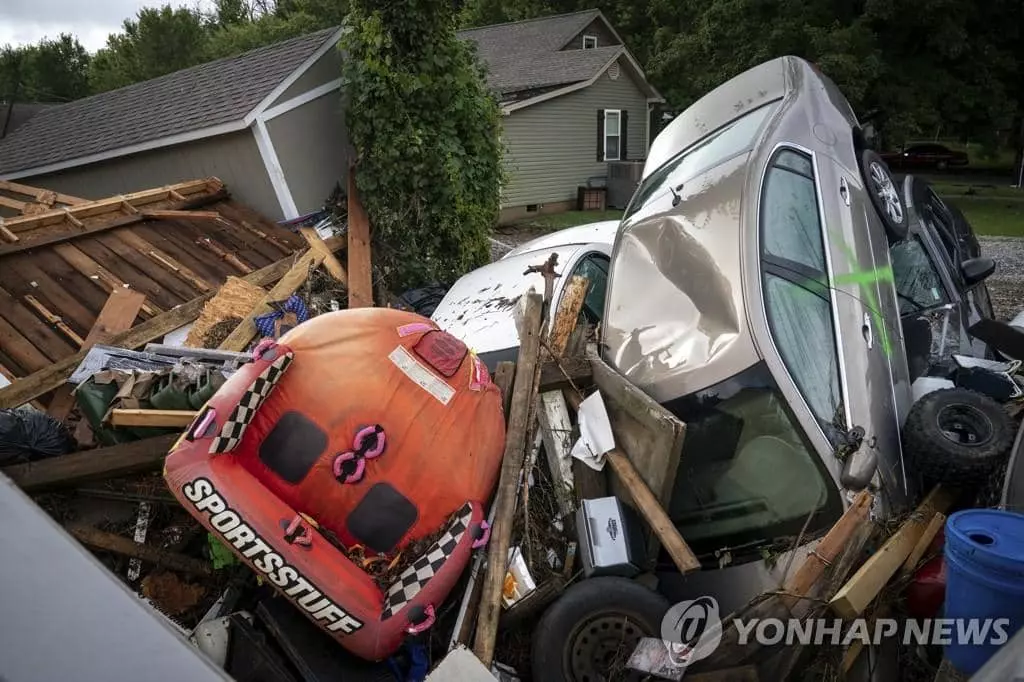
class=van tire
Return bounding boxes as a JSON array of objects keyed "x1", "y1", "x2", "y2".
[
  {"x1": 531, "y1": 577, "x2": 670, "y2": 682},
  {"x1": 903, "y1": 388, "x2": 1014, "y2": 486}
]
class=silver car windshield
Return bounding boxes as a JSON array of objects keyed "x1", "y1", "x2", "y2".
[{"x1": 624, "y1": 101, "x2": 779, "y2": 221}]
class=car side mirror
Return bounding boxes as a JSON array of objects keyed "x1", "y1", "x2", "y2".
[{"x1": 961, "y1": 257, "x2": 996, "y2": 287}]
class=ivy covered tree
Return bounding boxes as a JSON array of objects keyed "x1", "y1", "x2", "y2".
[{"x1": 342, "y1": 0, "x2": 504, "y2": 291}]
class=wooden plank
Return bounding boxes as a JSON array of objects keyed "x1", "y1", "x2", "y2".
[
  {"x1": 0, "y1": 243, "x2": 337, "y2": 410},
  {"x1": 473, "y1": 292, "x2": 544, "y2": 667},
  {"x1": 537, "y1": 390, "x2": 575, "y2": 516},
  {"x1": 493, "y1": 361, "x2": 515, "y2": 417},
  {"x1": 0, "y1": 222, "x2": 18, "y2": 243},
  {"x1": 299, "y1": 226, "x2": 347, "y2": 284},
  {"x1": 1, "y1": 434, "x2": 178, "y2": 490},
  {"x1": 195, "y1": 234, "x2": 254, "y2": 273},
  {"x1": 589, "y1": 346, "x2": 684, "y2": 507},
  {"x1": 2, "y1": 259, "x2": 94, "y2": 337},
  {"x1": 47, "y1": 288, "x2": 148, "y2": 419},
  {"x1": 346, "y1": 169, "x2": 373, "y2": 308},
  {"x1": 538, "y1": 354, "x2": 591, "y2": 392},
  {"x1": 73, "y1": 235, "x2": 188, "y2": 311},
  {"x1": 115, "y1": 228, "x2": 215, "y2": 293},
  {"x1": 548, "y1": 275, "x2": 588, "y2": 357},
  {"x1": 0, "y1": 313, "x2": 51, "y2": 373},
  {"x1": 0, "y1": 179, "x2": 85, "y2": 205},
  {"x1": 902, "y1": 512, "x2": 946, "y2": 574},
  {"x1": 0, "y1": 188, "x2": 227, "y2": 256},
  {"x1": 140, "y1": 209, "x2": 220, "y2": 220},
  {"x1": 606, "y1": 448, "x2": 700, "y2": 573},
  {"x1": 51, "y1": 243, "x2": 162, "y2": 317},
  {"x1": 110, "y1": 409, "x2": 197, "y2": 428},
  {"x1": 829, "y1": 486, "x2": 954, "y2": 618},
  {"x1": 0, "y1": 195, "x2": 27, "y2": 211},
  {"x1": 21, "y1": 294, "x2": 84, "y2": 347},
  {"x1": 68, "y1": 524, "x2": 212, "y2": 576},
  {"x1": 94, "y1": 232, "x2": 200, "y2": 301},
  {"x1": 0, "y1": 287, "x2": 78, "y2": 360},
  {"x1": 217, "y1": 251, "x2": 323, "y2": 352}
]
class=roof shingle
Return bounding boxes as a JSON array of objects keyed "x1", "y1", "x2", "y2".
[{"x1": 0, "y1": 27, "x2": 339, "y2": 175}]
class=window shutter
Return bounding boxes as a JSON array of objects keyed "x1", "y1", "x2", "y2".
[
  {"x1": 597, "y1": 110, "x2": 605, "y2": 162},
  {"x1": 621, "y1": 110, "x2": 629, "y2": 161}
]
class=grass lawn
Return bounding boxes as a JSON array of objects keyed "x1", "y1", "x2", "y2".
[
  {"x1": 944, "y1": 195, "x2": 1024, "y2": 237},
  {"x1": 504, "y1": 209, "x2": 623, "y2": 233}
]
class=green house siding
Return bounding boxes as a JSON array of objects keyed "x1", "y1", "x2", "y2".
[{"x1": 501, "y1": 59, "x2": 648, "y2": 209}]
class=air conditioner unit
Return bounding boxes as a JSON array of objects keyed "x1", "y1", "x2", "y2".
[{"x1": 606, "y1": 161, "x2": 644, "y2": 209}]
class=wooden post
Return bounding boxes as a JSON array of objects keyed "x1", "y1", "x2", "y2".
[
  {"x1": 48, "y1": 289, "x2": 147, "y2": 419},
  {"x1": 68, "y1": 524, "x2": 212, "y2": 576},
  {"x1": 299, "y1": 226, "x2": 348, "y2": 285},
  {"x1": 605, "y1": 448, "x2": 700, "y2": 573},
  {"x1": 473, "y1": 291, "x2": 544, "y2": 667},
  {"x1": 347, "y1": 168, "x2": 373, "y2": 309}
]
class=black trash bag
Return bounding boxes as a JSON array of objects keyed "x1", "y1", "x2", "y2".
[
  {"x1": 397, "y1": 284, "x2": 449, "y2": 318},
  {"x1": 0, "y1": 408, "x2": 76, "y2": 466}
]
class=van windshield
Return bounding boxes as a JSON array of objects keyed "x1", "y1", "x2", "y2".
[{"x1": 663, "y1": 362, "x2": 843, "y2": 559}]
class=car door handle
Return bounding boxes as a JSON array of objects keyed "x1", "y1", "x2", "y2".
[
  {"x1": 862, "y1": 313, "x2": 873, "y2": 349},
  {"x1": 839, "y1": 177, "x2": 851, "y2": 206}
]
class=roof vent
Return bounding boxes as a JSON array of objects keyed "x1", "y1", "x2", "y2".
[{"x1": 608, "y1": 63, "x2": 621, "y2": 80}]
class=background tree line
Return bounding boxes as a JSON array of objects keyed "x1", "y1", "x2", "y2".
[{"x1": 2, "y1": 0, "x2": 1022, "y2": 152}]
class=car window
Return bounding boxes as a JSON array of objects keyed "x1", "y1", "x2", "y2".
[
  {"x1": 889, "y1": 236, "x2": 950, "y2": 314},
  {"x1": 764, "y1": 275, "x2": 842, "y2": 427},
  {"x1": 761, "y1": 151, "x2": 825, "y2": 272},
  {"x1": 665, "y1": 362, "x2": 843, "y2": 555},
  {"x1": 570, "y1": 254, "x2": 610, "y2": 323},
  {"x1": 760, "y1": 149, "x2": 844, "y2": 437},
  {"x1": 625, "y1": 102, "x2": 777, "y2": 220}
]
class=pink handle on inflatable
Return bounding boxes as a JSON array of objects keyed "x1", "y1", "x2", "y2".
[
  {"x1": 406, "y1": 604, "x2": 435, "y2": 635},
  {"x1": 354, "y1": 425, "x2": 386, "y2": 459},
  {"x1": 472, "y1": 521, "x2": 491, "y2": 549},
  {"x1": 284, "y1": 515, "x2": 312, "y2": 547},
  {"x1": 189, "y1": 407, "x2": 217, "y2": 441},
  {"x1": 332, "y1": 452, "x2": 365, "y2": 483},
  {"x1": 251, "y1": 338, "x2": 277, "y2": 361}
]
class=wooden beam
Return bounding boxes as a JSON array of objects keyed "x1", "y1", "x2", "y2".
[
  {"x1": 538, "y1": 354, "x2": 591, "y2": 392},
  {"x1": 0, "y1": 242, "x2": 337, "y2": 410},
  {"x1": 830, "y1": 486, "x2": 954, "y2": 618},
  {"x1": 902, "y1": 512, "x2": 946, "y2": 575},
  {"x1": 68, "y1": 524, "x2": 212, "y2": 576},
  {"x1": 0, "y1": 188, "x2": 228, "y2": 256},
  {"x1": 218, "y1": 250, "x2": 323, "y2": 352},
  {"x1": 140, "y1": 209, "x2": 220, "y2": 220},
  {"x1": 606, "y1": 448, "x2": 700, "y2": 573},
  {"x1": 22, "y1": 294, "x2": 85, "y2": 346},
  {"x1": 537, "y1": 390, "x2": 575, "y2": 516},
  {"x1": 0, "y1": 179, "x2": 85, "y2": 205},
  {"x1": 0, "y1": 221, "x2": 18, "y2": 243},
  {"x1": 493, "y1": 361, "x2": 515, "y2": 417},
  {"x1": 548, "y1": 275, "x2": 588, "y2": 357},
  {"x1": 0, "y1": 195, "x2": 27, "y2": 211},
  {"x1": 195, "y1": 235, "x2": 253, "y2": 274},
  {"x1": 110, "y1": 409, "x2": 196, "y2": 428},
  {"x1": 48, "y1": 289, "x2": 148, "y2": 419},
  {"x1": 473, "y1": 292, "x2": 544, "y2": 667},
  {"x1": 299, "y1": 226, "x2": 348, "y2": 285},
  {"x1": 346, "y1": 169, "x2": 373, "y2": 308},
  {"x1": 114, "y1": 230, "x2": 214, "y2": 292},
  {"x1": 51, "y1": 243, "x2": 161, "y2": 317},
  {"x1": 2, "y1": 434, "x2": 178, "y2": 491}
]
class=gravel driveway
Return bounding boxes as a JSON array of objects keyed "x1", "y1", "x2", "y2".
[{"x1": 980, "y1": 236, "x2": 1024, "y2": 321}]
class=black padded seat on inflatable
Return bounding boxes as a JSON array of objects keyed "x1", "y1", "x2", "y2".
[
  {"x1": 346, "y1": 483, "x2": 418, "y2": 553},
  {"x1": 259, "y1": 411, "x2": 328, "y2": 484}
]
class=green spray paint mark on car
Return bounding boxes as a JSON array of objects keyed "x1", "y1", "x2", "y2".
[{"x1": 828, "y1": 232, "x2": 896, "y2": 358}]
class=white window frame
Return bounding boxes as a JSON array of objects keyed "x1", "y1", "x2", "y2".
[
  {"x1": 604, "y1": 109, "x2": 621, "y2": 161},
  {"x1": 582, "y1": 35, "x2": 598, "y2": 49}
]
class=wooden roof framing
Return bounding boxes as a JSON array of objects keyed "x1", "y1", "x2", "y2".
[
  {"x1": 0, "y1": 179, "x2": 86, "y2": 215},
  {"x1": 0, "y1": 177, "x2": 308, "y2": 388}
]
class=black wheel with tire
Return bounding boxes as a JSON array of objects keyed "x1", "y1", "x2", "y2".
[
  {"x1": 903, "y1": 388, "x2": 1014, "y2": 486},
  {"x1": 860, "y1": 149, "x2": 909, "y2": 241},
  {"x1": 532, "y1": 577, "x2": 670, "y2": 682}
]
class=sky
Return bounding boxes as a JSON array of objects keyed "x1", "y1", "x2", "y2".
[{"x1": 1, "y1": 0, "x2": 215, "y2": 52}]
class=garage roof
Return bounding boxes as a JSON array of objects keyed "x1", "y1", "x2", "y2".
[{"x1": 0, "y1": 27, "x2": 342, "y2": 178}]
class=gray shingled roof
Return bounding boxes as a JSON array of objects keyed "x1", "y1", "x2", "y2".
[
  {"x1": 459, "y1": 10, "x2": 619, "y2": 96},
  {"x1": 0, "y1": 27, "x2": 339, "y2": 175}
]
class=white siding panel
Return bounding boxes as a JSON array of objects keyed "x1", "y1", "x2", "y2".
[{"x1": 502, "y1": 58, "x2": 648, "y2": 208}]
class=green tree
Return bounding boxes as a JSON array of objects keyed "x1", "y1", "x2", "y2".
[
  {"x1": 0, "y1": 34, "x2": 91, "y2": 103},
  {"x1": 89, "y1": 5, "x2": 211, "y2": 93},
  {"x1": 343, "y1": 0, "x2": 504, "y2": 291}
]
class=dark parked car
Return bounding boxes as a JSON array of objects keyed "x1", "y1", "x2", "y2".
[
  {"x1": 891, "y1": 175, "x2": 995, "y2": 376},
  {"x1": 882, "y1": 143, "x2": 969, "y2": 170}
]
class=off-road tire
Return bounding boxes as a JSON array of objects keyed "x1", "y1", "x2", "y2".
[
  {"x1": 531, "y1": 577, "x2": 670, "y2": 682},
  {"x1": 860, "y1": 149, "x2": 909, "y2": 241},
  {"x1": 903, "y1": 388, "x2": 1014, "y2": 486}
]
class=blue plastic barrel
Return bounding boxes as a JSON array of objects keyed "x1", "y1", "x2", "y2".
[{"x1": 943, "y1": 509, "x2": 1024, "y2": 674}]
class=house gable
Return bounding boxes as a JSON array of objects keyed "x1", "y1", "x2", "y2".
[{"x1": 562, "y1": 18, "x2": 621, "y2": 51}]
